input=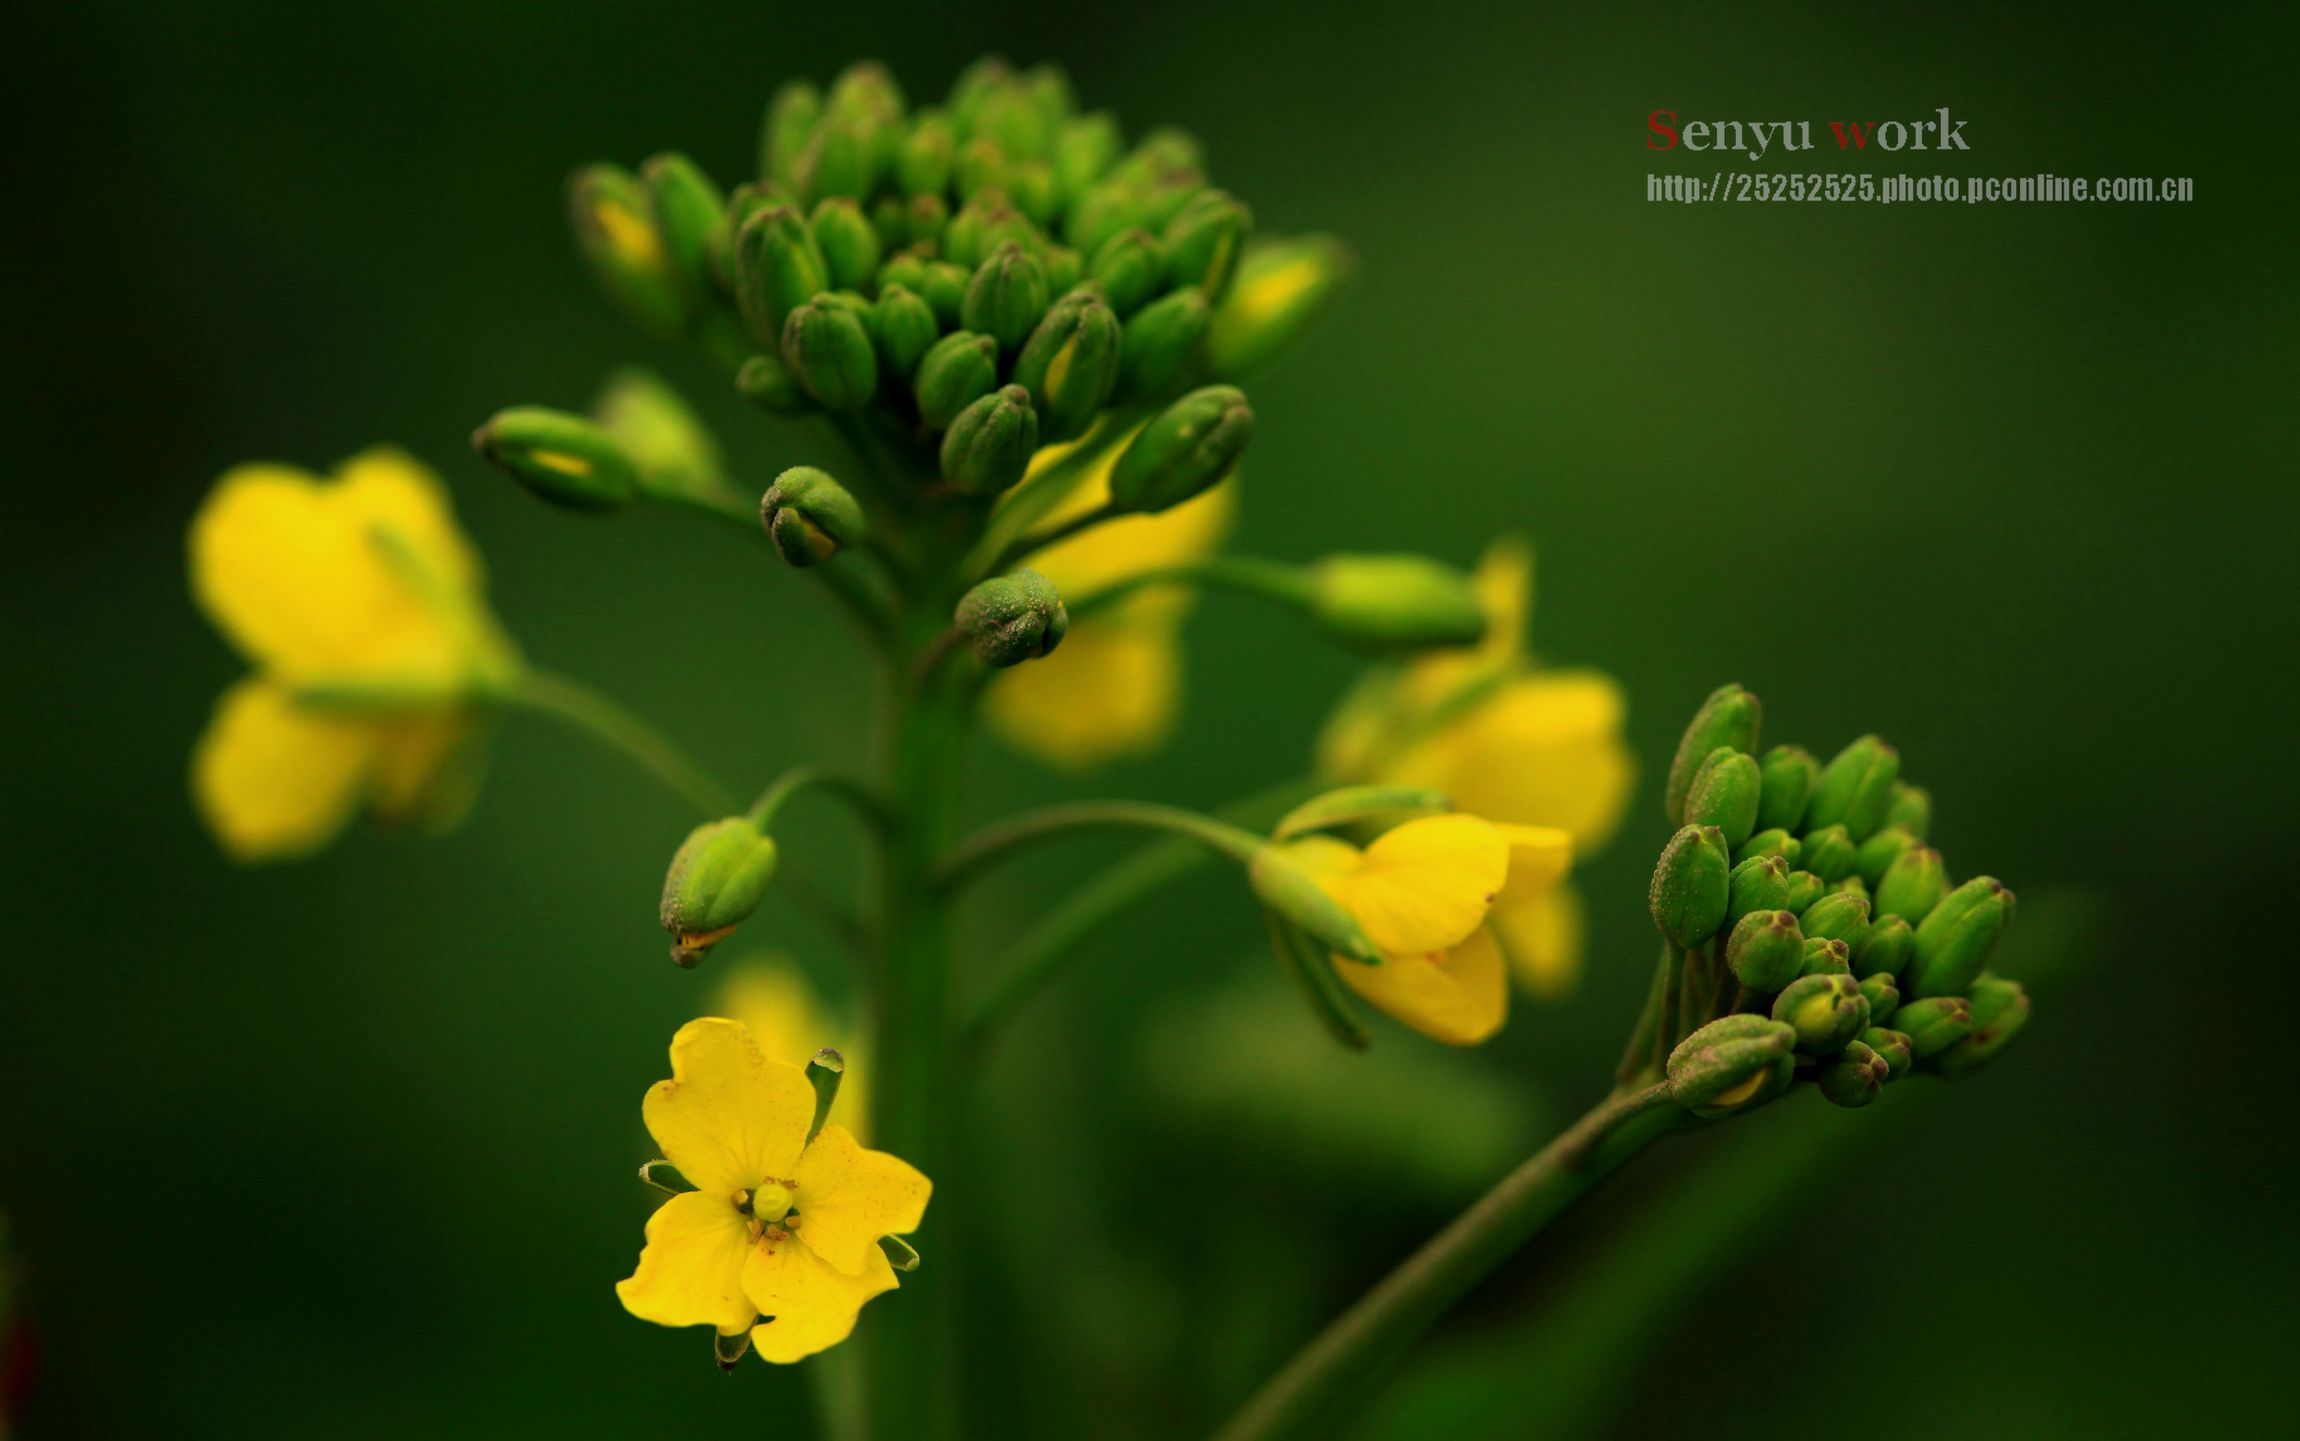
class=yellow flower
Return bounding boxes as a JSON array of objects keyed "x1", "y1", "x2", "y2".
[
  {"x1": 1282, "y1": 813, "x2": 1573, "y2": 1045},
  {"x1": 711, "y1": 955, "x2": 870, "y2": 1143},
  {"x1": 1315, "y1": 539, "x2": 1632, "y2": 996},
  {"x1": 187, "y1": 448, "x2": 517, "y2": 861},
  {"x1": 618, "y1": 1019, "x2": 929, "y2": 1364},
  {"x1": 983, "y1": 441, "x2": 1234, "y2": 769}
]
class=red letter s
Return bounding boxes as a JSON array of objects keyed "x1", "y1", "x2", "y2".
[{"x1": 1647, "y1": 109, "x2": 1679, "y2": 151}]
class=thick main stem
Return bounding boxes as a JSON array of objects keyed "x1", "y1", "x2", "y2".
[{"x1": 1208, "y1": 1084, "x2": 1688, "y2": 1441}]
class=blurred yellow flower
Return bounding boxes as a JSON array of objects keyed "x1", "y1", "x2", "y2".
[
  {"x1": 1283, "y1": 813, "x2": 1572, "y2": 1045},
  {"x1": 187, "y1": 448, "x2": 517, "y2": 862},
  {"x1": 984, "y1": 441, "x2": 1234, "y2": 769},
  {"x1": 711, "y1": 955, "x2": 869, "y2": 1143},
  {"x1": 1316, "y1": 539, "x2": 1632, "y2": 996},
  {"x1": 618, "y1": 1018, "x2": 929, "y2": 1363}
]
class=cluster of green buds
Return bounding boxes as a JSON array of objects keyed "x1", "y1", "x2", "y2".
[{"x1": 1636, "y1": 684, "x2": 2030, "y2": 1117}]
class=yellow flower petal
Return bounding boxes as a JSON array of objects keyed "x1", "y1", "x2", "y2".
[
  {"x1": 1029, "y1": 476, "x2": 1236, "y2": 621},
  {"x1": 190, "y1": 679, "x2": 384, "y2": 862},
  {"x1": 640, "y1": 1019, "x2": 814, "y2": 1195},
  {"x1": 367, "y1": 712, "x2": 483, "y2": 831},
  {"x1": 1379, "y1": 670, "x2": 1636, "y2": 853},
  {"x1": 1334, "y1": 927, "x2": 1509, "y2": 1045},
  {"x1": 712, "y1": 956, "x2": 871, "y2": 1141},
  {"x1": 1339, "y1": 814, "x2": 1508, "y2": 957},
  {"x1": 983, "y1": 621, "x2": 1181, "y2": 770},
  {"x1": 615, "y1": 1190, "x2": 757, "y2": 1335},
  {"x1": 791, "y1": 1124, "x2": 931, "y2": 1276},
  {"x1": 1495, "y1": 823, "x2": 1573, "y2": 904},
  {"x1": 334, "y1": 447, "x2": 483, "y2": 596},
  {"x1": 1493, "y1": 882, "x2": 1586, "y2": 1001},
  {"x1": 742, "y1": 1234, "x2": 900, "y2": 1363}
]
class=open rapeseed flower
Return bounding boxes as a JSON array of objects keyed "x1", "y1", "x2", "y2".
[
  {"x1": 618, "y1": 1019, "x2": 928, "y2": 1363},
  {"x1": 187, "y1": 448, "x2": 517, "y2": 861},
  {"x1": 1279, "y1": 813, "x2": 1572, "y2": 1045}
]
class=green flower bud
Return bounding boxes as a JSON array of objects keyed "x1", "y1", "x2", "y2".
[
  {"x1": 943, "y1": 192, "x2": 1036, "y2": 270},
  {"x1": 810, "y1": 197, "x2": 883, "y2": 292},
  {"x1": 1886, "y1": 783, "x2": 1933, "y2": 841},
  {"x1": 1854, "y1": 824, "x2": 1920, "y2": 888},
  {"x1": 1932, "y1": 976, "x2": 2031, "y2": 1078},
  {"x1": 1906, "y1": 878, "x2": 2014, "y2": 1000},
  {"x1": 913, "y1": 330, "x2": 1002, "y2": 430},
  {"x1": 594, "y1": 368, "x2": 722, "y2": 494},
  {"x1": 734, "y1": 203, "x2": 828, "y2": 346},
  {"x1": 1649, "y1": 824, "x2": 1732, "y2": 950},
  {"x1": 1246, "y1": 846, "x2": 1379, "y2": 964},
  {"x1": 917, "y1": 260, "x2": 971, "y2": 327},
  {"x1": 947, "y1": 55, "x2": 1013, "y2": 131},
  {"x1": 1896, "y1": 996, "x2": 1975, "y2": 1058},
  {"x1": 1736, "y1": 829, "x2": 1801, "y2": 867},
  {"x1": 1307, "y1": 556, "x2": 1488, "y2": 654},
  {"x1": 962, "y1": 242, "x2": 1052, "y2": 352},
  {"x1": 659, "y1": 817, "x2": 778, "y2": 968},
  {"x1": 1800, "y1": 891, "x2": 1872, "y2": 952},
  {"x1": 793, "y1": 120, "x2": 873, "y2": 205},
  {"x1": 761, "y1": 80, "x2": 822, "y2": 184},
  {"x1": 735, "y1": 351, "x2": 811, "y2": 417},
  {"x1": 1801, "y1": 824, "x2": 1858, "y2": 883},
  {"x1": 1874, "y1": 845, "x2": 1951, "y2": 926},
  {"x1": 1833, "y1": 874, "x2": 1868, "y2": 903},
  {"x1": 1800, "y1": 937, "x2": 1851, "y2": 977},
  {"x1": 877, "y1": 251, "x2": 927, "y2": 293},
  {"x1": 956, "y1": 569, "x2": 1068, "y2": 667},
  {"x1": 1817, "y1": 1041, "x2": 1890, "y2": 1108},
  {"x1": 1066, "y1": 179, "x2": 1155, "y2": 266},
  {"x1": 1806, "y1": 735, "x2": 1901, "y2": 840},
  {"x1": 1667, "y1": 1014, "x2": 1798, "y2": 1119},
  {"x1": 954, "y1": 135, "x2": 1011, "y2": 200},
  {"x1": 1666, "y1": 685, "x2": 1763, "y2": 827},
  {"x1": 1862, "y1": 1026, "x2": 1914, "y2": 1078},
  {"x1": 1782, "y1": 869, "x2": 1827, "y2": 915},
  {"x1": 1726, "y1": 909, "x2": 1804, "y2": 993},
  {"x1": 826, "y1": 59, "x2": 905, "y2": 126},
  {"x1": 903, "y1": 192, "x2": 951, "y2": 249},
  {"x1": 1853, "y1": 914, "x2": 1914, "y2": 979},
  {"x1": 640, "y1": 152, "x2": 728, "y2": 300},
  {"x1": 1011, "y1": 292, "x2": 1122, "y2": 442},
  {"x1": 1755, "y1": 744, "x2": 1818, "y2": 833},
  {"x1": 1007, "y1": 160, "x2": 1061, "y2": 228},
  {"x1": 1162, "y1": 189, "x2": 1252, "y2": 300},
  {"x1": 1725, "y1": 854, "x2": 1791, "y2": 929},
  {"x1": 472, "y1": 407, "x2": 640, "y2": 513},
  {"x1": 1054, "y1": 112, "x2": 1123, "y2": 200},
  {"x1": 1858, "y1": 973, "x2": 1901, "y2": 1026},
  {"x1": 940, "y1": 385, "x2": 1040, "y2": 496},
  {"x1": 1683, "y1": 747, "x2": 1763, "y2": 847},
  {"x1": 870, "y1": 283, "x2": 941, "y2": 383},
  {"x1": 711, "y1": 182, "x2": 784, "y2": 297},
  {"x1": 760, "y1": 466, "x2": 865, "y2": 567},
  {"x1": 1107, "y1": 384, "x2": 1253, "y2": 514},
  {"x1": 1771, "y1": 972, "x2": 1868, "y2": 1055},
  {"x1": 897, "y1": 110, "x2": 957, "y2": 194},
  {"x1": 972, "y1": 84, "x2": 1051, "y2": 161},
  {"x1": 780, "y1": 299, "x2": 880, "y2": 412},
  {"x1": 1088, "y1": 228, "x2": 1166, "y2": 316},
  {"x1": 1207, "y1": 234, "x2": 1353, "y2": 380},
  {"x1": 1117, "y1": 285, "x2": 1212, "y2": 399},
  {"x1": 568, "y1": 164, "x2": 685, "y2": 337}
]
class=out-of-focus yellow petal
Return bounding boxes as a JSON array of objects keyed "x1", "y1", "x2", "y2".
[
  {"x1": 742, "y1": 1235, "x2": 900, "y2": 1363},
  {"x1": 640, "y1": 1019, "x2": 813, "y2": 1195},
  {"x1": 1030, "y1": 479, "x2": 1236, "y2": 623},
  {"x1": 790, "y1": 1125, "x2": 931, "y2": 1276},
  {"x1": 1339, "y1": 814, "x2": 1508, "y2": 957},
  {"x1": 615, "y1": 1191, "x2": 757, "y2": 1335},
  {"x1": 1468, "y1": 537, "x2": 1533, "y2": 660},
  {"x1": 1334, "y1": 927, "x2": 1508, "y2": 1045},
  {"x1": 1380, "y1": 670, "x2": 1636, "y2": 854},
  {"x1": 1493, "y1": 882, "x2": 1586, "y2": 1001},
  {"x1": 983, "y1": 622, "x2": 1180, "y2": 770},
  {"x1": 190, "y1": 679, "x2": 383, "y2": 862},
  {"x1": 334, "y1": 447, "x2": 482, "y2": 596},
  {"x1": 1495, "y1": 823, "x2": 1573, "y2": 904},
  {"x1": 712, "y1": 957, "x2": 870, "y2": 1144},
  {"x1": 366, "y1": 712, "x2": 482, "y2": 831}
]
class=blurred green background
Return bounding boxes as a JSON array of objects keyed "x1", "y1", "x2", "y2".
[{"x1": 6, "y1": 1, "x2": 2292, "y2": 1436}]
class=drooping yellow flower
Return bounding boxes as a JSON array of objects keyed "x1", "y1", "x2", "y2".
[
  {"x1": 983, "y1": 440, "x2": 1235, "y2": 769},
  {"x1": 1315, "y1": 539, "x2": 1632, "y2": 996},
  {"x1": 711, "y1": 954, "x2": 870, "y2": 1143},
  {"x1": 1281, "y1": 813, "x2": 1573, "y2": 1045},
  {"x1": 187, "y1": 448, "x2": 517, "y2": 861},
  {"x1": 618, "y1": 1019, "x2": 929, "y2": 1364}
]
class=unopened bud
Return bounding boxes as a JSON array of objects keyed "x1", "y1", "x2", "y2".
[
  {"x1": 1800, "y1": 937, "x2": 1851, "y2": 977},
  {"x1": 1207, "y1": 234, "x2": 1353, "y2": 380},
  {"x1": 736, "y1": 351, "x2": 812, "y2": 417},
  {"x1": 1817, "y1": 1041, "x2": 1891, "y2": 1108},
  {"x1": 1666, "y1": 685, "x2": 1763, "y2": 826},
  {"x1": 781, "y1": 299, "x2": 880, "y2": 412},
  {"x1": 897, "y1": 110, "x2": 957, "y2": 194},
  {"x1": 1854, "y1": 824, "x2": 1921, "y2": 888},
  {"x1": 659, "y1": 817, "x2": 778, "y2": 967},
  {"x1": 1650, "y1": 825, "x2": 1732, "y2": 950},
  {"x1": 569, "y1": 164, "x2": 685, "y2": 337},
  {"x1": 1858, "y1": 973, "x2": 1901, "y2": 1025},
  {"x1": 962, "y1": 242, "x2": 1051, "y2": 352},
  {"x1": 1117, "y1": 285, "x2": 1212, "y2": 399},
  {"x1": 1054, "y1": 112, "x2": 1124, "y2": 201},
  {"x1": 916, "y1": 260, "x2": 970, "y2": 327},
  {"x1": 734, "y1": 204, "x2": 828, "y2": 345},
  {"x1": 1683, "y1": 747, "x2": 1763, "y2": 847},
  {"x1": 1800, "y1": 891, "x2": 1871, "y2": 953},
  {"x1": 956, "y1": 569, "x2": 1068, "y2": 667},
  {"x1": 810, "y1": 197, "x2": 883, "y2": 292},
  {"x1": 940, "y1": 386, "x2": 1040, "y2": 496},
  {"x1": 1895, "y1": 996, "x2": 1975, "y2": 1058},
  {"x1": 1012, "y1": 291, "x2": 1123, "y2": 442},
  {"x1": 761, "y1": 80, "x2": 822, "y2": 185},
  {"x1": 914, "y1": 331, "x2": 1002, "y2": 429},
  {"x1": 1162, "y1": 189, "x2": 1252, "y2": 300},
  {"x1": 1886, "y1": 783, "x2": 1933, "y2": 841},
  {"x1": 1874, "y1": 846, "x2": 1951, "y2": 927},
  {"x1": 1726, "y1": 909, "x2": 1804, "y2": 993},
  {"x1": 1806, "y1": 735, "x2": 1901, "y2": 841},
  {"x1": 1307, "y1": 556, "x2": 1488, "y2": 654},
  {"x1": 1108, "y1": 385, "x2": 1253, "y2": 514},
  {"x1": 761, "y1": 466, "x2": 865, "y2": 566},
  {"x1": 473, "y1": 407, "x2": 640, "y2": 513},
  {"x1": 1801, "y1": 824, "x2": 1857, "y2": 883},
  {"x1": 870, "y1": 283, "x2": 940, "y2": 382},
  {"x1": 1853, "y1": 914, "x2": 1914, "y2": 979},
  {"x1": 1089, "y1": 228, "x2": 1167, "y2": 316},
  {"x1": 1932, "y1": 976, "x2": 2031, "y2": 1077},
  {"x1": 1667, "y1": 1014, "x2": 1798, "y2": 1119},
  {"x1": 640, "y1": 152, "x2": 729, "y2": 300},
  {"x1": 1782, "y1": 870, "x2": 1827, "y2": 915},
  {"x1": 1736, "y1": 828, "x2": 1801, "y2": 867},
  {"x1": 1725, "y1": 854, "x2": 1791, "y2": 929},
  {"x1": 1771, "y1": 972, "x2": 1868, "y2": 1055},
  {"x1": 1905, "y1": 878, "x2": 2014, "y2": 1000},
  {"x1": 1754, "y1": 744, "x2": 1818, "y2": 833}
]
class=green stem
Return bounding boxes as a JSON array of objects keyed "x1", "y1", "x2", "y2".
[
  {"x1": 745, "y1": 763, "x2": 892, "y2": 836},
  {"x1": 510, "y1": 669, "x2": 733, "y2": 815},
  {"x1": 1064, "y1": 555, "x2": 1316, "y2": 625},
  {"x1": 992, "y1": 498, "x2": 1123, "y2": 572},
  {"x1": 932, "y1": 800, "x2": 1264, "y2": 894},
  {"x1": 1208, "y1": 1085, "x2": 1691, "y2": 1441},
  {"x1": 1654, "y1": 941, "x2": 1687, "y2": 1072}
]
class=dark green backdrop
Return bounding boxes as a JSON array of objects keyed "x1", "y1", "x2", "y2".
[{"x1": 6, "y1": 2, "x2": 2291, "y2": 1436}]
